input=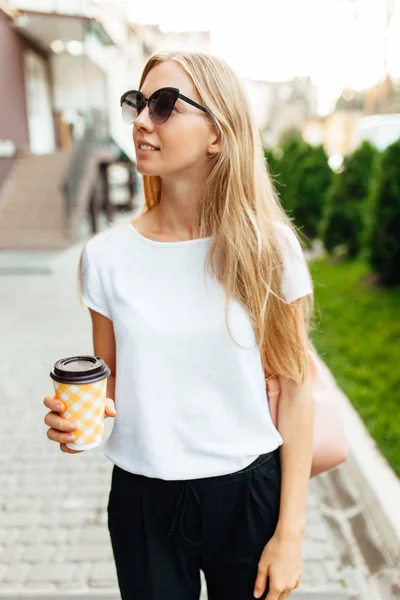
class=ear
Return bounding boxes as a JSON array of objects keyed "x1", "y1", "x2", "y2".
[{"x1": 207, "y1": 128, "x2": 221, "y2": 156}]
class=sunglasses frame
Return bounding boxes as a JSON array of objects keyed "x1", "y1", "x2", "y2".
[{"x1": 120, "y1": 86, "x2": 212, "y2": 125}]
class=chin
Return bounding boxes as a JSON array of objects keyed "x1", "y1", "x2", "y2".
[{"x1": 136, "y1": 166, "x2": 161, "y2": 176}]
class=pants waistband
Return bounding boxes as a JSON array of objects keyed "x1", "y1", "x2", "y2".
[
  {"x1": 177, "y1": 448, "x2": 278, "y2": 489},
  {"x1": 168, "y1": 449, "x2": 279, "y2": 547}
]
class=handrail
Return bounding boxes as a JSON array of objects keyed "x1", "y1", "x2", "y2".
[{"x1": 62, "y1": 108, "x2": 110, "y2": 221}]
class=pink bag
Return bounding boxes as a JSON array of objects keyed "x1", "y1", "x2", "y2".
[{"x1": 266, "y1": 340, "x2": 349, "y2": 478}]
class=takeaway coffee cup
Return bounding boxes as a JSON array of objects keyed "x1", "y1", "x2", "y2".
[{"x1": 49, "y1": 355, "x2": 111, "y2": 450}]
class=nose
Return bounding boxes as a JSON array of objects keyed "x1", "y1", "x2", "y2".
[{"x1": 134, "y1": 104, "x2": 154, "y2": 131}]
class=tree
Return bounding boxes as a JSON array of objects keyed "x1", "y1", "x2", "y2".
[
  {"x1": 364, "y1": 138, "x2": 400, "y2": 285},
  {"x1": 264, "y1": 129, "x2": 332, "y2": 241},
  {"x1": 320, "y1": 141, "x2": 379, "y2": 258},
  {"x1": 291, "y1": 144, "x2": 332, "y2": 241},
  {"x1": 275, "y1": 129, "x2": 309, "y2": 215}
]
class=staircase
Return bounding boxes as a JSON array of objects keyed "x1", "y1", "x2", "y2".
[
  {"x1": 0, "y1": 151, "x2": 72, "y2": 250},
  {"x1": 0, "y1": 108, "x2": 120, "y2": 251}
]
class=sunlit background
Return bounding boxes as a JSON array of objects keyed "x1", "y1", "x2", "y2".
[
  {"x1": 0, "y1": 1, "x2": 400, "y2": 597},
  {"x1": 1, "y1": 0, "x2": 399, "y2": 175},
  {"x1": 129, "y1": 0, "x2": 400, "y2": 114}
]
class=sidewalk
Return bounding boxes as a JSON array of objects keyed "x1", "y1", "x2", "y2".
[{"x1": 0, "y1": 213, "x2": 375, "y2": 599}]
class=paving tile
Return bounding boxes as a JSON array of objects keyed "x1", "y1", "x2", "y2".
[{"x1": 27, "y1": 562, "x2": 77, "y2": 583}]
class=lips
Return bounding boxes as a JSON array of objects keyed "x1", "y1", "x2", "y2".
[{"x1": 137, "y1": 140, "x2": 160, "y2": 151}]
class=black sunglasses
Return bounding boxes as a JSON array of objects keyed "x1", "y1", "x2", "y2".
[{"x1": 120, "y1": 86, "x2": 212, "y2": 125}]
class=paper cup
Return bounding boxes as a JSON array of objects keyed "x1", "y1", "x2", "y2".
[{"x1": 50, "y1": 356, "x2": 110, "y2": 451}]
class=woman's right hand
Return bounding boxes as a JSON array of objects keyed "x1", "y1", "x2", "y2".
[{"x1": 43, "y1": 394, "x2": 117, "y2": 454}]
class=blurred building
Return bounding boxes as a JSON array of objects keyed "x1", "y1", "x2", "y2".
[
  {"x1": 0, "y1": 0, "x2": 148, "y2": 249},
  {"x1": 136, "y1": 25, "x2": 210, "y2": 57},
  {"x1": 241, "y1": 79, "x2": 271, "y2": 133},
  {"x1": 303, "y1": 110, "x2": 363, "y2": 158},
  {"x1": 242, "y1": 77, "x2": 318, "y2": 147},
  {"x1": 303, "y1": 74, "x2": 400, "y2": 158},
  {"x1": 364, "y1": 74, "x2": 400, "y2": 116}
]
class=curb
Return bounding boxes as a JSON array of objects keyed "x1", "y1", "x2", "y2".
[
  {"x1": 320, "y1": 377, "x2": 400, "y2": 600},
  {"x1": 333, "y1": 386, "x2": 400, "y2": 566}
]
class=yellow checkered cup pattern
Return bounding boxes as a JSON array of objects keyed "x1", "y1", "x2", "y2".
[{"x1": 53, "y1": 379, "x2": 107, "y2": 450}]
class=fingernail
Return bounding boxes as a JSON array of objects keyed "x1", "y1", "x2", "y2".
[
  {"x1": 68, "y1": 423, "x2": 76, "y2": 430},
  {"x1": 56, "y1": 403, "x2": 63, "y2": 411},
  {"x1": 67, "y1": 434, "x2": 76, "y2": 441}
]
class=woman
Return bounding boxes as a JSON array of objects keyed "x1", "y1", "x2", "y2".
[{"x1": 43, "y1": 51, "x2": 315, "y2": 600}]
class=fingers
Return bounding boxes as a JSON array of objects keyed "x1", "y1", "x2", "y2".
[
  {"x1": 44, "y1": 395, "x2": 75, "y2": 450},
  {"x1": 43, "y1": 393, "x2": 65, "y2": 413},
  {"x1": 44, "y1": 394, "x2": 76, "y2": 433},
  {"x1": 44, "y1": 411, "x2": 77, "y2": 433},
  {"x1": 44, "y1": 393, "x2": 114, "y2": 451},
  {"x1": 44, "y1": 394, "x2": 116, "y2": 420},
  {"x1": 254, "y1": 564, "x2": 268, "y2": 598},
  {"x1": 44, "y1": 393, "x2": 78, "y2": 445},
  {"x1": 105, "y1": 397, "x2": 116, "y2": 419},
  {"x1": 59, "y1": 443, "x2": 84, "y2": 455},
  {"x1": 46, "y1": 426, "x2": 77, "y2": 445}
]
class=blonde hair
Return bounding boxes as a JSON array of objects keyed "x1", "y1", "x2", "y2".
[{"x1": 77, "y1": 50, "x2": 314, "y2": 385}]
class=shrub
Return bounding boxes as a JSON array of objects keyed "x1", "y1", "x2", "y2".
[
  {"x1": 320, "y1": 141, "x2": 379, "y2": 258},
  {"x1": 292, "y1": 144, "x2": 332, "y2": 241},
  {"x1": 364, "y1": 138, "x2": 400, "y2": 285}
]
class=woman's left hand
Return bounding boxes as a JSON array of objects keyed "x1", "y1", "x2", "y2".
[{"x1": 253, "y1": 531, "x2": 303, "y2": 599}]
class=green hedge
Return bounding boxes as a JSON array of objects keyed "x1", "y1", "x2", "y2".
[
  {"x1": 265, "y1": 130, "x2": 332, "y2": 243},
  {"x1": 364, "y1": 138, "x2": 400, "y2": 285},
  {"x1": 320, "y1": 141, "x2": 379, "y2": 258},
  {"x1": 309, "y1": 257, "x2": 400, "y2": 477}
]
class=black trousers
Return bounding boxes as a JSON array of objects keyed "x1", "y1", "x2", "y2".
[{"x1": 107, "y1": 448, "x2": 281, "y2": 600}]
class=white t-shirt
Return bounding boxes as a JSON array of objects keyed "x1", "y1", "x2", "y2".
[{"x1": 80, "y1": 220, "x2": 313, "y2": 480}]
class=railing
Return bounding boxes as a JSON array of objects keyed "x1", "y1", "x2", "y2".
[{"x1": 62, "y1": 108, "x2": 110, "y2": 221}]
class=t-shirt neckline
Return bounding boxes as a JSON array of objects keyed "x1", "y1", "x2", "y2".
[{"x1": 128, "y1": 222, "x2": 213, "y2": 247}]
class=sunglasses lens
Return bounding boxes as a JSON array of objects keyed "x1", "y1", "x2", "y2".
[
  {"x1": 150, "y1": 89, "x2": 177, "y2": 124},
  {"x1": 121, "y1": 91, "x2": 144, "y2": 124}
]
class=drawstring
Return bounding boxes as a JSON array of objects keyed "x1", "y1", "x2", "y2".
[
  {"x1": 168, "y1": 482, "x2": 206, "y2": 546},
  {"x1": 168, "y1": 453, "x2": 273, "y2": 547}
]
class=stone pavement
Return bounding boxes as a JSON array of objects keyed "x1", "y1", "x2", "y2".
[{"x1": 0, "y1": 213, "x2": 376, "y2": 599}]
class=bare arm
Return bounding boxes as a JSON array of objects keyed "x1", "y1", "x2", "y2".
[
  {"x1": 107, "y1": 375, "x2": 116, "y2": 403},
  {"x1": 89, "y1": 308, "x2": 117, "y2": 404},
  {"x1": 275, "y1": 300, "x2": 314, "y2": 538}
]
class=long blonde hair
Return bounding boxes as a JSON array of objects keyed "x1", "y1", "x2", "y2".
[{"x1": 78, "y1": 50, "x2": 314, "y2": 385}]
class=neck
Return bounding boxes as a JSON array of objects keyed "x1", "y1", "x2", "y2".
[{"x1": 154, "y1": 176, "x2": 204, "y2": 237}]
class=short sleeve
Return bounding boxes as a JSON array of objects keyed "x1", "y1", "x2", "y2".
[
  {"x1": 275, "y1": 223, "x2": 313, "y2": 303},
  {"x1": 80, "y1": 244, "x2": 113, "y2": 320}
]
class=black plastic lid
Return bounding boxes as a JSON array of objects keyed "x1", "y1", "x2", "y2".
[{"x1": 49, "y1": 355, "x2": 111, "y2": 385}]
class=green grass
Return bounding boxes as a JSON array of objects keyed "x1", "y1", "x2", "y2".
[{"x1": 308, "y1": 257, "x2": 400, "y2": 477}]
